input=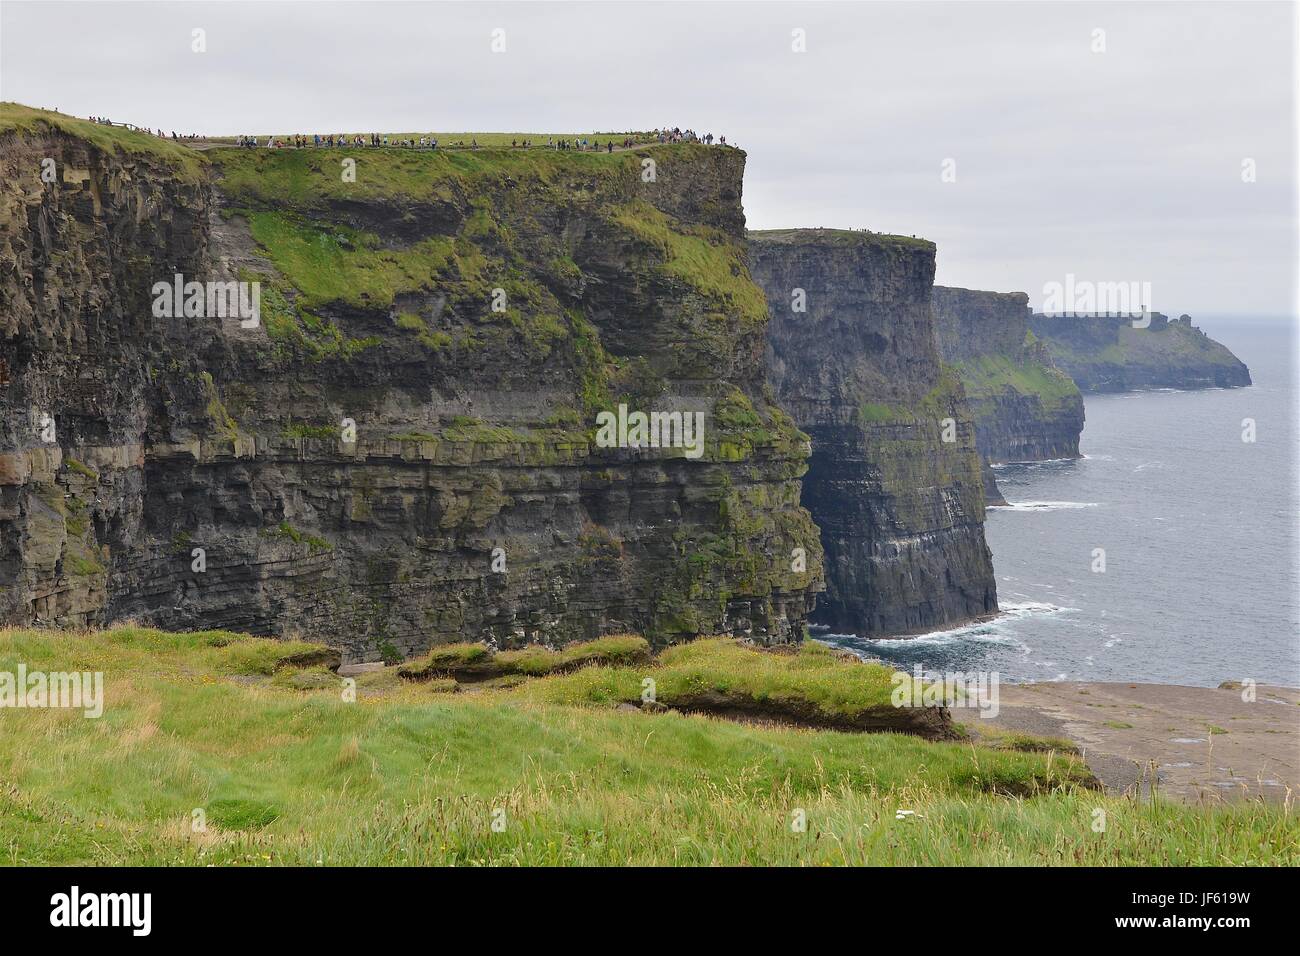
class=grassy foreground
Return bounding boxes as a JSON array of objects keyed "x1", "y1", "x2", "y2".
[{"x1": 1, "y1": 626, "x2": 1295, "y2": 866}]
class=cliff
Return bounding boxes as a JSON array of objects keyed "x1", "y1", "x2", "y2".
[
  {"x1": 0, "y1": 104, "x2": 824, "y2": 660},
  {"x1": 1028, "y1": 312, "x2": 1251, "y2": 393},
  {"x1": 933, "y1": 286, "x2": 1084, "y2": 466},
  {"x1": 751, "y1": 229, "x2": 997, "y2": 637}
]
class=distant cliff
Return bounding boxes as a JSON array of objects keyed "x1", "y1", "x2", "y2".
[
  {"x1": 0, "y1": 105, "x2": 824, "y2": 659},
  {"x1": 1028, "y1": 312, "x2": 1251, "y2": 393},
  {"x1": 752, "y1": 230, "x2": 997, "y2": 637},
  {"x1": 933, "y1": 286, "x2": 1084, "y2": 467}
]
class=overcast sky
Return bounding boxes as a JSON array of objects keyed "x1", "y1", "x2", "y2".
[{"x1": 2, "y1": 1, "x2": 1296, "y2": 316}]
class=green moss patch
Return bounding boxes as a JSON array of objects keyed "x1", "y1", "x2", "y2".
[
  {"x1": 64, "y1": 458, "x2": 99, "y2": 481},
  {"x1": 245, "y1": 212, "x2": 455, "y2": 310},
  {"x1": 950, "y1": 353, "x2": 1080, "y2": 409},
  {"x1": 612, "y1": 200, "x2": 769, "y2": 324},
  {"x1": 260, "y1": 521, "x2": 333, "y2": 554}
]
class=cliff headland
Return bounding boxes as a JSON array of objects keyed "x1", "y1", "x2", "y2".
[{"x1": 1029, "y1": 311, "x2": 1252, "y2": 393}]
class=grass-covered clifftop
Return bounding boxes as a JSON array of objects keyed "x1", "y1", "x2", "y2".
[
  {"x1": 0, "y1": 102, "x2": 207, "y2": 179},
  {"x1": 747, "y1": 226, "x2": 936, "y2": 254},
  {"x1": 3, "y1": 626, "x2": 1294, "y2": 866}
]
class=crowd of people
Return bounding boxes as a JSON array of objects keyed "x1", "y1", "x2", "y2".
[
  {"x1": 86, "y1": 114, "x2": 732, "y2": 152},
  {"x1": 656, "y1": 127, "x2": 726, "y2": 146},
  {"x1": 88, "y1": 116, "x2": 203, "y2": 141},
  {"x1": 233, "y1": 133, "x2": 442, "y2": 149},
  {"x1": 232, "y1": 128, "x2": 732, "y2": 152}
]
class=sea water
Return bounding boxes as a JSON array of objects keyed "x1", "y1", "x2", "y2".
[{"x1": 822, "y1": 319, "x2": 1300, "y2": 687}]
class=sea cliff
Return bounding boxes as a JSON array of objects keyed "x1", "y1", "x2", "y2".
[
  {"x1": 752, "y1": 230, "x2": 997, "y2": 637},
  {"x1": 0, "y1": 105, "x2": 824, "y2": 659},
  {"x1": 933, "y1": 286, "x2": 1084, "y2": 466}
]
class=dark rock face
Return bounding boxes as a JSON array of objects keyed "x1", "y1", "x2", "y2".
[
  {"x1": 933, "y1": 287, "x2": 1084, "y2": 465},
  {"x1": 1028, "y1": 312, "x2": 1252, "y2": 393},
  {"x1": 0, "y1": 131, "x2": 211, "y2": 629},
  {"x1": 934, "y1": 287, "x2": 1028, "y2": 359},
  {"x1": 751, "y1": 230, "x2": 997, "y2": 637},
  {"x1": 0, "y1": 118, "x2": 824, "y2": 660},
  {"x1": 979, "y1": 459, "x2": 1008, "y2": 508}
]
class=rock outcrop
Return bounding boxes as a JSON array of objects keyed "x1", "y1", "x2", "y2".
[
  {"x1": 0, "y1": 105, "x2": 824, "y2": 660},
  {"x1": 933, "y1": 286, "x2": 1084, "y2": 466},
  {"x1": 1028, "y1": 312, "x2": 1251, "y2": 393},
  {"x1": 751, "y1": 230, "x2": 997, "y2": 637}
]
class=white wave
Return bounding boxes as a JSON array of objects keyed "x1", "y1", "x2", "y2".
[
  {"x1": 992, "y1": 455, "x2": 1082, "y2": 469},
  {"x1": 988, "y1": 500, "x2": 1099, "y2": 512},
  {"x1": 1082, "y1": 454, "x2": 1114, "y2": 461},
  {"x1": 819, "y1": 601, "x2": 1070, "y2": 650}
]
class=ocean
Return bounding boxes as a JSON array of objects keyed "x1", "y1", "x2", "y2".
[{"x1": 823, "y1": 319, "x2": 1300, "y2": 687}]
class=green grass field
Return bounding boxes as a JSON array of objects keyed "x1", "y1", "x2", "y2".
[{"x1": 1, "y1": 626, "x2": 1294, "y2": 866}]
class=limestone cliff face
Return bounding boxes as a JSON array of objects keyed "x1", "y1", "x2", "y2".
[
  {"x1": 751, "y1": 230, "x2": 996, "y2": 637},
  {"x1": 933, "y1": 286, "x2": 1084, "y2": 465},
  {"x1": 0, "y1": 107, "x2": 823, "y2": 660},
  {"x1": 0, "y1": 123, "x2": 211, "y2": 629},
  {"x1": 1028, "y1": 312, "x2": 1252, "y2": 393}
]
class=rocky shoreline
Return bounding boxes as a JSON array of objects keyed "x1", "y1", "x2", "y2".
[{"x1": 962, "y1": 680, "x2": 1299, "y2": 803}]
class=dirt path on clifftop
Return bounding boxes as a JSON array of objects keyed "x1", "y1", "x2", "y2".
[{"x1": 961, "y1": 682, "x2": 1300, "y2": 804}]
